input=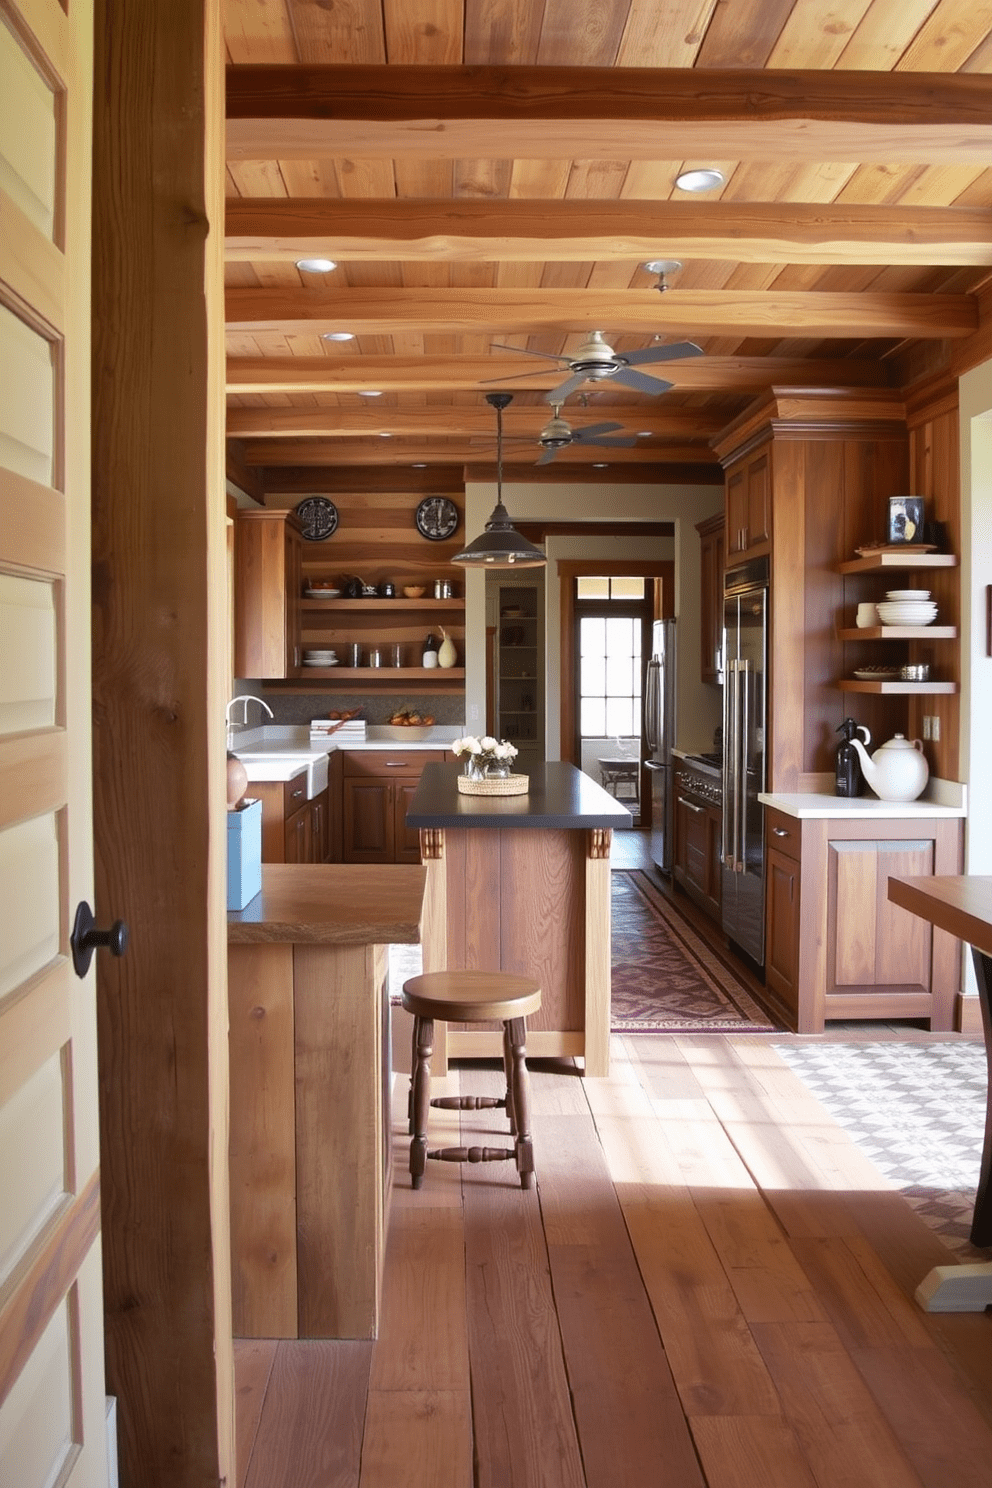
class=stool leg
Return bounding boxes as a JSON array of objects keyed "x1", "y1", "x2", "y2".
[
  {"x1": 410, "y1": 1014, "x2": 434, "y2": 1189},
  {"x1": 507, "y1": 1016, "x2": 535, "y2": 1189},
  {"x1": 502, "y1": 1021, "x2": 516, "y2": 1135}
]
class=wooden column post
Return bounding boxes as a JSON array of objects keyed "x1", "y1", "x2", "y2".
[{"x1": 91, "y1": 1, "x2": 233, "y2": 1483}]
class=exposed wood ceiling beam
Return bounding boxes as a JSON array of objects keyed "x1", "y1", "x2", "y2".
[
  {"x1": 226, "y1": 286, "x2": 975, "y2": 340},
  {"x1": 262, "y1": 462, "x2": 722, "y2": 493},
  {"x1": 225, "y1": 407, "x2": 724, "y2": 439},
  {"x1": 226, "y1": 65, "x2": 992, "y2": 165},
  {"x1": 226, "y1": 354, "x2": 891, "y2": 395},
  {"x1": 226, "y1": 199, "x2": 992, "y2": 269},
  {"x1": 241, "y1": 438, "x2": 715, "y2": 467}
]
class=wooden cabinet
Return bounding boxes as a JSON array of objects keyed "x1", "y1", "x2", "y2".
[
  {"x1": 234, "y1": 508, "x2": 303, "y2": 678},
  {"x1": 763, "y1": 806, "x2": 963, "y2": 1033},
  {"x1": 492, "y1": 579, "x2": 545, "y2": 762},
  {"x1": 673, "y1": 788, "x2": 722, "y2": 920},
  {"x1": 696, "y1": 512, "x2": 725, "y2": 684},
  {"x1": 725, "y1": 446, "x2": 771, "y2": 562},
  {"x1": 341, "y1": 749, "x2": 447, "y2": 863},
  {"x1": 764, "y1": 808, "x2": 802, "y2": 1024},
  {"x1": 252, "y1": 776, "x2": 329, "y2": 864}
]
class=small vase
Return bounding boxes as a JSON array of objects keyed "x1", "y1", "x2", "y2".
[
  {"x1": 464, "y1": 758, "x2": 486, "y2": 781},
  {"x1": 486, "y1": 760, "x2": 511, "y2": 779},
  {"x1": 437, "y1": 628, "x2": 457, "y2": 668}
]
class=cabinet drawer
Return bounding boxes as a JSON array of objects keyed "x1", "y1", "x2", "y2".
[
  {"x1": 765, "y1": 807, "x2": 800, "y2": 861},
  {"x1": 341, "y1": 748, "x2": 447, "y2": 778},
  {"x1": 283, "y1": 773, "x2": 309, "y2": 814}
]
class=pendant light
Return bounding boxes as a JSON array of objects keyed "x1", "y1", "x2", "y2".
[{"x1": 452, "y1": 393, "x2": 547, "y2": 568}]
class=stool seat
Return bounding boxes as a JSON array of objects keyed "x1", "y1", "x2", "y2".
[
  {"x1": 401, "y1": 969, "x2": 542, "y2": 1023},
  {"x1": 402, "y1": 969, "x2": 542, "y2": 1190}
]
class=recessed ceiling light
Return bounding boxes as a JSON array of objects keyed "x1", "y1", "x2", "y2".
[
  {"x1": 593, "y1": 463, "x2": 609, "y2": 469},
  {"x1": 412, "y1": 463, "x2": 427, "y2": 468},
  {"x1": 379, "y1": 431, "x2": 392, "y2": 438},
  {"x1": 322, "y1": 331, "x2": 354, "y2": 342},
  {"x1": 358, "y1": 389, "x2": 383, "y2": 397},
  {"x1": 296, "y1": 257, "x2": 337, "y2": 273},
  {"x1": 637, "y1": 431, "x2": 653, "y2": 438},
  {"x1": 675, "y1": 168, "x2": 725, "y2": 192}
]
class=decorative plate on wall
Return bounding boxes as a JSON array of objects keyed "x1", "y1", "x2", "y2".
[
  {"x1": 294, "y1": 496, "x2": 339, "y2": 541},
  {"x1": 415, "y1": 496, "x2": 459, "y2": 542}
]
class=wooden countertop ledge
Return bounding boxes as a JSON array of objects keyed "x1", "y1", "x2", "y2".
[{"x1": 227, "y1": 863, "x2": 426, "y2": 944}]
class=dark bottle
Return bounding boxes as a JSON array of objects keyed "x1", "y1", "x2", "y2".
[{"x1": 835, "y1": 718, "x2": 865, "y2": 797}]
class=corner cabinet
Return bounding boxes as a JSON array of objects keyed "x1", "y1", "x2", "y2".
[
  {"x1": 234, "y1": 509, "x2": 303, "y2": 678},
  {"x1": 762, "y1": 805, "x2": 963, "y2": 1033},
  {"x1": 724, "y1": 445, "x2": 771, "y2": 562}
]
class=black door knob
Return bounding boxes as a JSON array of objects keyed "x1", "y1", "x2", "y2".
[{"x1": 70, "y1": 900, "x2": 129, "y2": 979}]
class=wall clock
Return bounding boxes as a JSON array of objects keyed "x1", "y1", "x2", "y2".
[
  {"x1": 294, "y1": 496, "x2": 339, "y2": 541},
  {"x1": 415, "y1": 496, "x2": 459, "y2": 542}
]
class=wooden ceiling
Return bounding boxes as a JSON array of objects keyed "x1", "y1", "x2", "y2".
[{"x1": 223, "y1": 0, "x2": 992, "y2": 494}]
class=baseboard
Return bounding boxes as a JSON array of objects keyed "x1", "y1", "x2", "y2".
[{"x1": 956, "y1": 993, "x2": 983, "y2": 1038}]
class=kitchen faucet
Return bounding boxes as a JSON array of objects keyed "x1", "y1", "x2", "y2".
[{"x1": 226, "y1": 694, "x2": 273, "y2": 749}]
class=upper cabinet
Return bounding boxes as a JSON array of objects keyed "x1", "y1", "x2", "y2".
[
  {"x1": 724, "y1": 447, "x2": 771, "y2": 563},
  {"x1": 696, "y1": 512, "x2": 725, "y2": 685},
  {"x1": 234, "y1": 508, "x2": 303, "y2": 679}
]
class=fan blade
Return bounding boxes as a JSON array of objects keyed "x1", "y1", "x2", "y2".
[
  {"x1": 544, "y1": 372, "x2": 589, "y2": 403},
  {"x1": 571, "y1": 421, "x2": 624, "y2": 439},
  {"x1": 612, "y1": 367, "x2": 674, "y2": 396},
  {"x1": 536, "y1": 446, "x2": 558, "y2": 465},
  {"x1": 572, "y1": 433, "x2": 638, "y2": 449},
  {"x1": 479, "y1": 367, "x2": 559, "y2": 386},
  {"x1": 624, "y1": 340, "x2": 704, "y2": 366},
  {"x1": 489, "y1": 342, "x2": 568, "y2": 364}
]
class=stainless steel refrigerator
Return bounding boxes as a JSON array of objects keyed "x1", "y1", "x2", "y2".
[
  {"x1": 645, "y1": 618, "x2": 677, "y2": 873},
  {"x1": 721, "y1": 558, "x2": 769, "y2": 965}
]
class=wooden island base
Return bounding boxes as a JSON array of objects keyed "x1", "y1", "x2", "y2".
[{"x1": 227, "y1": 864, "x2": 426, "y2": 1340}]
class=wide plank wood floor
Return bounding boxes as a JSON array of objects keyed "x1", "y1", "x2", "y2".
[{"x1": 235, "y1": 1032, "x2": 992, "y2": 1488}]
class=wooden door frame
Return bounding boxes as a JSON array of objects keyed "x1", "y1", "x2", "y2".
[
  {"x1": 558, "y1": 560, "x2": 675, "y2": 762},
  {"x1": 91, "y1": 1, "x2": 233, "y2": 1483}
]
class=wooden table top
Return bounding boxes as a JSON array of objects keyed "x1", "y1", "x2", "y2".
[
  {"x1": 228, "y1": 863, "x2": 426, "y2": 944},
  {"x1": 887, "y1": 875, "x2": 992, "y2": 959}
]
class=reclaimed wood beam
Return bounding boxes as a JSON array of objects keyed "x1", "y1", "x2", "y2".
[
  {"x1": 224, "y1": 407, "x2": 724, "y2": 439},
  {"x1": 226, "y1": 353, "x2": 891, "y2": 394},
  {"x1": 225, "y1": 286, "x2": 976, "y2": 340},
  {"x1": 257, "y1": 462, "x2": 723, "y2": 492},
  {"x1": 241, "y1": 438, "x2": 714, "y2": 466},
  {"x1": 226, "y1": 198, "x2": 992, "y2": 268},
  {"x1": 226, "y1": 65, "x2": 992, "y2": 164}
]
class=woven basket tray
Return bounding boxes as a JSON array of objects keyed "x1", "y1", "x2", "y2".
[{"x1": 456, "y1": 772, "x2": 529, "y2": 797}]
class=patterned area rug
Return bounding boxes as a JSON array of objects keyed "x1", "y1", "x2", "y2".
[
  {"x1": 774, "y1": 1040, "x2": 990, "y2": 1259},
  {"x1": 611, "y1": 870, "x2": 775, "y2": 1032}
]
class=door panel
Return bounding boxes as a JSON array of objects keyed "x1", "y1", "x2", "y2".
[{"x1": 0, "y1": 2, "x2": 106, "y2": 1485}]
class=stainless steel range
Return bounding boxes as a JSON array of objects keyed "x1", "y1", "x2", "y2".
[
  {"x1": 672, "y1": 754, "x2": 724, "y2": 916},
  {"x1": 676, "y1": 753, "x2": 724, "y2": 807}
]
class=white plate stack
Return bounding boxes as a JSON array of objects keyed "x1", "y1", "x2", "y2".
[
  {"x1": 302, "y1": 649, "x2": 339, "y2": 666},
  {"x1": 875, "y1": 590, "x2": 938, "y2": 627}
]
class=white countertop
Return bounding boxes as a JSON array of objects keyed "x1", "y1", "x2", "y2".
[
  {"x1": 760, "y1": 787, "x2": 967, "y2": 820},
  {"x1": 231, "y1": 724, "x2": 460, "y2": 783}
]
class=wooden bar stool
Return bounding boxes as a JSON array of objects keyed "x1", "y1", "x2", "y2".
[{"x1": 401, "y1": 970, "x2": 542, "y2": 1190}]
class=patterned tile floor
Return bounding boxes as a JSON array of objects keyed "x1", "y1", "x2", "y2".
[{"x1": 774, "y1": 1040, "x2": 990, "y2": 1258}]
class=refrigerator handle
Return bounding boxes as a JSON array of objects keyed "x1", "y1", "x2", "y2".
[
  {"x1": 721, "y1": 660, "x2": 731, "y2": 866},
  {"x1": 645, "y1": 660, "x2": 659, "y2": 755},
  {"x1": 738, "y1": 659, "x2": 750, "y2": 875},
  {"x1": 723, "y1": 660, "x2": 739, "y2": 869}
]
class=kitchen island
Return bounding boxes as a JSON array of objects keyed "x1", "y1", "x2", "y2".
[
  {"x1": 227, "y1": 863, "x2": 426, "y2": 1340},
  {"x1": 406, "y1": 761, "x2": 631, "y2": 1076}
]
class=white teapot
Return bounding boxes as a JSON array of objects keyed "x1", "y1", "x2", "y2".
[{"x1": 849, "y1": 731, "x2": 929, "y2": 803}]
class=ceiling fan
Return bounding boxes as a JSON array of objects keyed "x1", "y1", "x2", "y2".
[
  {"x1": 535, "y1": 406, "x2": 638, "y2": 465},
  {"x1": 486, "y1": 331, "x2": 704, "y2": 403}
]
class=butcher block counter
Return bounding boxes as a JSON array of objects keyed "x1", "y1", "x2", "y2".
[
  {"x1": 227, "y1": 863, "x2": 426, "y2": 1340},
  {"x1": 406, "y1": 761, "x2": 631, "y2": 1077}
]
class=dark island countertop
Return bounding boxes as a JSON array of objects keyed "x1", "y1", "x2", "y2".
[{"x1": 406, "y1": 761, "x2": 632, "y2": 831}]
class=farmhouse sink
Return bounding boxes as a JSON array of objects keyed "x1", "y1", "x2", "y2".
[{"x1": 234, "y1": 749, "x2": 329, "y2": 800}]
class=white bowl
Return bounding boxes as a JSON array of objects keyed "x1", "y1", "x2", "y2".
[
  {"x1": 885, "y1": 589, "x2": 930, "y2": 601},
  {"x1": 875, "y1": 604, "x2": 937, "y2": 626}
]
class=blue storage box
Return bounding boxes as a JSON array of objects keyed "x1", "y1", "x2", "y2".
[{"x1": 227, "y1": 797, "x2": 262, "y2": 910}]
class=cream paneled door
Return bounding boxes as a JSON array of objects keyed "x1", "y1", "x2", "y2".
[{"x1": 0, "y1": 2, "x2": 110, "y2": 1485}]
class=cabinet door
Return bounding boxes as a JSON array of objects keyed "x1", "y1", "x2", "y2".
[
  {"x1": 283, "y1": 520, "x2": 303, "y2": 674},
  {"x1": 697, "y1": 517, "x2": 725, "y2": 683},
  {"x1": 746, "y1": 451, "x2": 771, "y2": 549},
  {"x1": 284, "y1": 803, "x2": 311, "y2": 863},
  {"x1": 309, "y1": 790, "x2": 329, "y2": 863},
  {"x1": 393, "y1": 779, "x2": 423, "y2": 863},
  {"x1": 765, "y1": 845, "x2": 801, "y2": 1018},
  {"x1": 234, "y1": 510, "x2": 302, "y2": 678},
  {"x1": 343, "y1": 778, "x2": 393, "y2": 862},
  {"x1": 826, "y1": 837, "x2": 932, "y2": 998},
  {"x1": 725, "y1": 466, "x2": 747, "y2": 559},
  {"x1": 705, "y1": 806, "x2": 723, "y2": 912}
]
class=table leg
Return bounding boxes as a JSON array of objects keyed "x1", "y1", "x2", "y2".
[{"x1": 969, "y1": 948, "x2": 992, "y2": 1247}]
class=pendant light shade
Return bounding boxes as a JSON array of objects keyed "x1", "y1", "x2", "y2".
[{"x1": 452, "y1": 393, "x2": 547, "y2": 568}]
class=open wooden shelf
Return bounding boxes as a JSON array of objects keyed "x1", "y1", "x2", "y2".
[
  {"x1": 837, "y1": 625, "x2": 957, "y2": 640},
  {"x1": 295, "y1": 666, "x2": 465, "y2": 681},
  {"x1": 837, "y1": 552, "x2": 958, "y2": 575},
  {"x1": 838, "y1": 679, "x2": 958, "y2": 695},
  {"x1": 301, "y1": 597, "x2": 464, "y2": 612}
]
